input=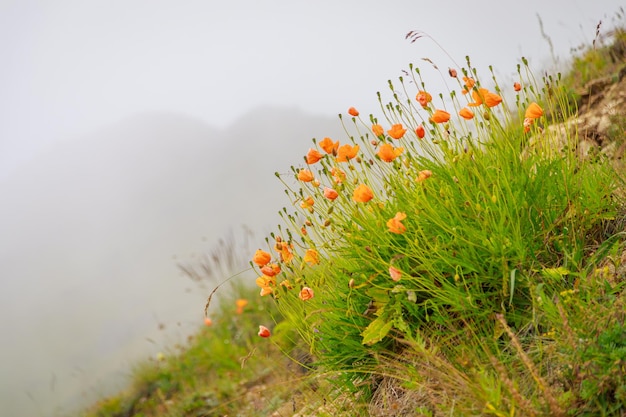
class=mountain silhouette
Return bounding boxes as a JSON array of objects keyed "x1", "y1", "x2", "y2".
[{"x1": 0, "y1": 106, "x2": 345, "y2": 416}]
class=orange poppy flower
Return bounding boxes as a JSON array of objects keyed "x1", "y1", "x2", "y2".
[
  {"x1": 389, "y1": 266, "x2": 402, "y2": 282},
  {"x1": 430, "y1": 109, "x2": 451, "y2": 124},
  {"x1": 204, "y1": 317, "x2": 213, "y2": 326},
  {"x1": 523, "y1": 118, "x2": 533, "y2": 133},
  {"x1": 331, "y1": 167, "x2": 346, "y2": 184},
  {"x1": 416, "y1": 170, "x2": 432, "y2": 182},
  {"x1": 463, "y1": 76, "x2": 475, "y2": 90},
  {"x1": 256, "y1": 275, "x2": 276, "y2": 288},
  {"x1": 416, "y1": 91, "x2": 432, "y2": 108},
  {"x1": 387, "y1": 212, "x2": 407, "y2": 234},
  {"x1": 387, "y1": 124, "x2": 407, "y2": 139},
  {"x1": 275, "y1": 241, "x2": 294, "y2": 263},
  {"x1": 259, "y1": 286, "x2": 273, "y2": 296},
  {"x1": 336, "y1": 144, "x2": 359, "y2": 162},
  {"x1": 319, "y1": 137, "x2": 339, "y2": 154},
  {"x1": 484, "y1": 92, "x2": 503, "y2": 107},
  {"x1": 459, "y1": 107, "x2": 474, "y2": 120},
  {"x1": 276, "y1": 247, "x2": 290, "y2": 263},
  {"x1": 513, "y1": 82, "x2": 522, "y2": 92},
  {"x1": 300, "y1": 196, "x2": 314, "y2": 209},
  {"x1": 253, "y1": 249, "x2": 271, "y2": 267},
  {"x1": 299, "y1": 287, "x2": 314, "y2": 301},
  {"x1": 323, "y1": 187, "x2": 339, "y2": 200},
  {"x1": 372, "y1": 124, "x2": 385, "y2": 137},
  {"x1": 304, "y1": 249, "x2": 319, "y2": 265},
  {"x1": 260, "y1": 263, "x2": 280, "y2": 277},
  {"x1": 280, "y1": 280, "x2": 293, "y2": 289},
  {"x1": 467, "y1": 89, "x2": 485, "y2": 106},
  {"x1": 415, "y1": 124, "x2": 425, "y2": 139},
  {"x1": 306, "y1": 148, "x2": 323, "y2": 164},
  {"x1": 258, "y1": 325, "x2": 271, "y2": 338},
  {"x1": 353, "y1": 184, "x2": 374, "y2": 203},
  {"x1": 235, "y1": 299, "x2": 248, "y2": 314},
  {"x1": 377, "y1": 143, "x2": 404, "y2": 162},
  {"x1": 525, "y1": 102, "x2": 543, "y2": 119},
  {"x1": 297, "y1": 169, "x2": 314, "y2": 182},
  {"x1": 348, "y1": 107, "x2": 359, "y2": 117},
  {"x1": 468, "y1": 88, "x2": 502, "y2": 108}
]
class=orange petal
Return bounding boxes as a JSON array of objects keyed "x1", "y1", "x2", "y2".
[
  {"x1": 416, "y1": 170, "x2": 432, "y2": 182},
  {"x1": 304, "y1": 249, "x2": 319, "y2": 265},
  {"x1": 306, "y1": 148, "x2": 323, "y2": 164},
  {"x1": 416, "y1": 91, "x2": 432, "y2": 108},
  {"x1": 300, "y1": 196, "x2": 314, "y2": 209},
  {"x1": 297, "y1": 169, "x2": 315, "y2": 182},
  {"x1": 260, "y1": 263, "x2": 281, "y2": 277},
  {"x1": 319, "y1": 137, "x2": 339, "y2": 154},
  {"x1": 252, "y1": 249, "x2": 271, "y2": 267},
  {"x1": 372, "y1": 124, "x2": 384, "y2": 136},
  {"x1": 389, "y1": 266, "x2": 402, "y2": 282},
  {"x1": 299, "y1": 286, "x2": 315, "y2": 301},
  {"x1": 525, "y1": 102, "x2": 543, "y2": 119},
  {"x1": 485, "y1": 92, "x2": 502, "y2": 108},
  {"x1": 387, "y1": 124, "x2": 407, "y2": 139},
  {"x1": 323, "y1": 187, "x2": 339, "y2": 200},
  {"x1": 459, "y1": 107, "x2": 474, "y2": 120},
  {"x1": 463, "y1": 76, "x2": 475, "y2": 89},
  {"x1": 430, "y1": 109, "x2": 451, "y2": 124},
  {"x1": 336, "y1": 144, "x2": 359, "y2": 162},
  {"x1": 415, "y1": 125, "x2": 425, "y2": 139},
  {"x1": 353, "y1": 184, "x2": 374, "y2": 203},
  {"x1": 377, "y1": 143, "x2": 403, "y2": 162},
  {"x1": 386, "y1": 212, "x2": 407, "y2": 234},
  {"x1": 258, "y1": 325, "x2": 271, "y2": 337}
]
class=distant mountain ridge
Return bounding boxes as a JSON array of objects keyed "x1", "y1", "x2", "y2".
[{"x1": 0, "y1": 106, "x2": 345, "y2": 416}]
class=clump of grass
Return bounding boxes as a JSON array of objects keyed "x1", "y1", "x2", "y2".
[
  {"x1": 247, "y1": 21, "x2": 626, "y2": 417},
  {"x1": 82, "y1": 231, "x2": 368, "y2": 417},
  {"x1": 80, "y1": 282, "x2": 277, "y2": 416},
  {"x1": 82, "y1": 280, "x2": 357, "y2": 417}
]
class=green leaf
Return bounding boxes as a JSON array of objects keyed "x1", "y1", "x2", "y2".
[
  {"x1": 366, "y1": 287, "x2": 390, "y2": 304},
  {"x1": 361, "y1": 317, "x2": 393, "y2": 345},
  {"x1": 509, "y1": 268, "x2": 517, "y2": 306},
  {"x1": 541, "y1": 267, "x2": 570, "y2": 280}
]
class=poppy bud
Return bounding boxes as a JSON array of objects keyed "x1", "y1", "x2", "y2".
[
  {"x1": 258, "y1": 325, "x2": 271, "y2": 338},
  {"x1": 252, "y1": 249, "x2": 271, "y2": 267},
  {"x1": 299, "y1": 287, "x2": 315, "y2": 301}
]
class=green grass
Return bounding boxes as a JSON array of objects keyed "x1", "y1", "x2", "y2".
[
  {"x1": 81, "y1": 283, "x2": 336, "y2": 417},
  {"x1": 84, "y1": 17, "x2": 626, "y2": 417}
]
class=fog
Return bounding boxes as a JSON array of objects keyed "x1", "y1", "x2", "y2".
[
  {"x1": 0, "y1": 1, "x2": 623, "y2": 416},
  {"x1": 0, "y1": 107, "x2": 347, "y2": 415}
]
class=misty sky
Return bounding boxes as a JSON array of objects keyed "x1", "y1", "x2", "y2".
[{"x1": 1, "y1": 0, "x2": 624, "y2": 178}]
